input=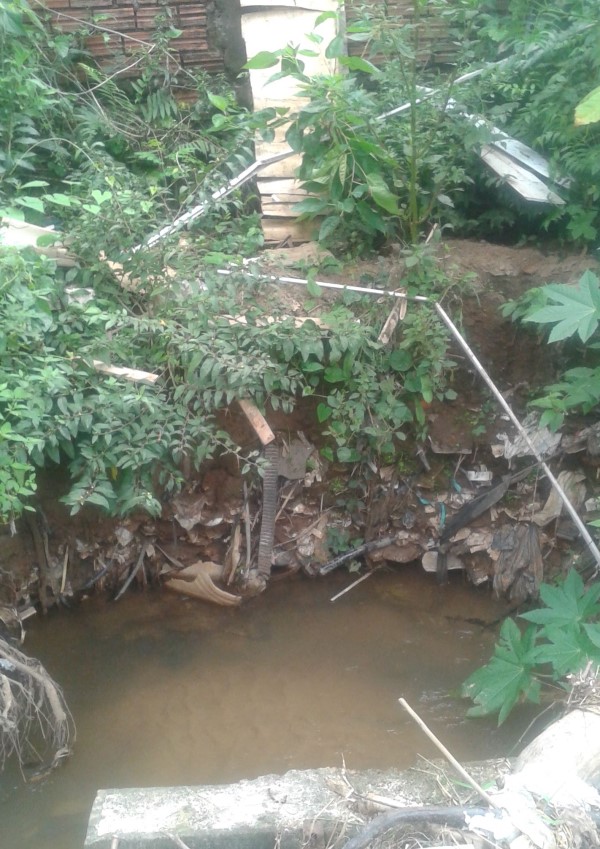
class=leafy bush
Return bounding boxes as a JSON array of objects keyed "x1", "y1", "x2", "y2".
[
  {"x1": 502, "y1": 269, "x2": 600, "y2": 430},
  {"x1": 463, "y1": 569, "x2": 600, "y2": 724},
  {"x1": 0, "y1": 242, "x2": 459, "y2": 523},
  {"x1": 0, "y1": 0, "x2": 463, "y2": 526},
  {"x1": 244, "y1": 1, "x2": 479, "y2": 254}
]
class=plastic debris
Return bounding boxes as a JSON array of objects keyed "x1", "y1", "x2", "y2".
[
  {"x1": 421, "y1": 551, "x2": 464, "y2": 573},
  {"x1": 493, "y1": 523, "x2": 543, "y2": 602},
  {"x1": 529, "y1": 470, "x2": 586, "y2": 527},
  {"x1": 165, "y1": 562, "x2": 241, "y2": 606},
  {"x1": 498, "y1": 413, "x2": 562, "y2": 463},
  {"x1": 465, "y1": 467, "x2": 493, "y2": 484}
]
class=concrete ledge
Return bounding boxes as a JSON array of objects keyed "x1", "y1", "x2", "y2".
[
  {"x1": 85, "y1": 768, "x2": 411, "y2": 849},
  {"x1": 84, "y1": 764, "x2": 504, "y2": 849}
]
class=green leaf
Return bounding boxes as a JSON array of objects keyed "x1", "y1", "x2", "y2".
[
  {"x1": 45, "y1": 193, "x2": 75, "y2": 207},
  {"x1": 356, "y1": 201, "x2": 387, "y2": 234},
  {"x1": 303, "y1": 361, "x2": 324, "y2": 373},
  {"x1": 575, "y1": 85, "x2": 600, "y2": 126},
  {"x1": 319, "y1": 216, "x2": 339, "y2": 241},
  {"x1": 534, "y1": 626, "x2": 590, "y2": 676},
  {"x1": 208, "y1": 92, "x2": 228, "y2": 112},
  {"x1": 317, "y1": 403, "x2": 333, "y2": 423},
  {"x1": 583, "y1": 623, "x2": 600, "y2": 649},
  {"x1": 286, "y1": 123, "x2": 304, "y2": 152},
  {"x1": 525, "y1": 272, "x2": 600, "y2": 343},
  {"x1": 293, "y1": 197, "x2": 328, "y2": 216},
  {"x1": 244, "y1": 51, "x2": 280, "y2": 70},
  {"x1": 21, "y1": 180, "x2": 49, "y2": 189},
  {"x1": 15, "y1": 196, "x2": 45, "y2": 213},
  {"x1": 339, "y1": 56, "x2": 379, "y2": 74},
  {"x1": 307, "y1": 278, "x2": 322, "y2": 298},
  {"x1": 462, "y1": 619, "x2": 539, "y2": 724},
  {"x1": 337, "y1": 446, "x2": 360, "y2": 462},
  {"x1": 325, "y1": 34, "x2": 345, "y2": 59},
  {"x1": 324, "y1": 366, "x2": 345, "y2": 383},
  {"x1": 314, "y1": 10, "x2": 337, "y2": 26},
  {"x1": 0, "y1": 9, "x2": 26, "y2": 35},
  {"x1": 91, "y1": 189, "x2": 111, "y2": 205},
  {"x1": 86, "y1": 492, "x2": 111, "y2": 510},
  {"x1": 366, "y1": 173, "x2": 399, "y2": 214}
]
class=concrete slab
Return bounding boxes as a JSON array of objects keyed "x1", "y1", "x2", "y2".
[
  {"x1": 85, "y1": 767, "x2": 418, "y2": 849},
  {"x1": 84, "y1": 763, "x2": 505, "y2": 849}
]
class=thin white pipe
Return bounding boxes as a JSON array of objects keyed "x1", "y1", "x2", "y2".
[
  {"x1": 133, "y1": 150, "x2": 295, "y2": 252},
  {"x1": 216, "y1": 267, "x2": 429, "y2": 301},
  {"x1": 433, "y1": 300, "x2": 600, "y2": 569}
]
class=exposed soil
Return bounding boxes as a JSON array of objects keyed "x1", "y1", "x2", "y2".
[{"x1": 1, "y1": 238, "x2": 598, "y2": 622}]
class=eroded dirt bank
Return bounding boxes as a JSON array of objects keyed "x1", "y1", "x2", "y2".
[{"x1": 1, "y1": 238, "x2": 598, "y2": 619}]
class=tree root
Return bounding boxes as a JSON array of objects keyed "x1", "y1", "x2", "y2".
[{"x1": 0, "y1": 637, "x2": 75, "y2": 779}]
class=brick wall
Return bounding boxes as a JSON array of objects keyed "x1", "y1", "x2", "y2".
[
  {"x1": 41, "y1": 0, "x2": 226, "y2": 75},
  {"x1": 42, "y1": 0, "x2": 455, "y2": 81},
  {"x1": 346, "y1": 0, "x2": 457, "y2": 66}
]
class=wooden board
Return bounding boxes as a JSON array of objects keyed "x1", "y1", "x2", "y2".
[
  {"x1": 257, "y1": 179, "x2": 307, "y2": 194},
  {"x1": 238, "y1": 399, "x2": 275, "y2": 445},
  {"x1": 261, "y1": 219, "x2": 319, "y2": 243},
  {"x1": 256, "y1": 156, "x2": 302, "y2": 179},
  {"x1": 241, "y1": 0, "x2": 339, "y2": 240}
]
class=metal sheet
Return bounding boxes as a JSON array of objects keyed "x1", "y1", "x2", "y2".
[{"x1": 479, "y1": 145, "x2": 565, "y2": 204}]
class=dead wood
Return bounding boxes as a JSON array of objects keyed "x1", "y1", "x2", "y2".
[
  {"x1": 237, "y1": 399, "x2": 275, "y2": 446},
  {"x1": 24, "y1": 512, "x2": 49, "y2": 614}
]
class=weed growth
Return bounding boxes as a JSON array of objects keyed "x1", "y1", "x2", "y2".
[{"x1": 463, "y1": 570, "x2": 600, "y2": 724}]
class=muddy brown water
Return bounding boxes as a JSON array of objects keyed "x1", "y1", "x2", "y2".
[{"x1": 1, "y1": 569, "x2": 533, "y2": 849}]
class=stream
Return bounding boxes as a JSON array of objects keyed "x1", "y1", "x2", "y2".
[{"x1": 1, "y1": 568, "x2": 531, "y2": 849}]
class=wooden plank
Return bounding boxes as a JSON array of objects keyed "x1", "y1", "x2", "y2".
[
  {"x1": 255, "y1": 155, "x2": 301, "y2": 179},
  {"x1": 260, "y1": 194, "x2": 310, "y2": 206},
  {"x1": 257, "y1": 178, "x2": 306, "y2": 194},
  {"x1": 92, "y1": 360, "x2": 158, "y2": 384},
  {"x1": 0, "y1": 216, "x2": 77, "y2": 266},
  {"x1": 241, "y1": 2, "x2": 340, "y2": 238},
  {"x1": 257, "y1": 204, "x2": 298, "y2": 218},
  {"x1": 238, "y1": 399, "x2": 276, "y2": 446},
  {"x1": 254, "y1": 140, "x2": 298, "y2": 157},
  {"x1": 261, "y1": 219, "x2": 319, "y2": 243},
  {"x1": 242, "y1": 7, "x2": 338, "y2": 102}
]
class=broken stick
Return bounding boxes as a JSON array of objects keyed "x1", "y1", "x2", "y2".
[
  {"x1": 238, "y1": 399, "x2": 275, "y2": 446},
  {"x1": 398, "y1": 697, "x2": 497, "y2": 809}
]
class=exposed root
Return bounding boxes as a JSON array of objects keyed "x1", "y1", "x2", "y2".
[{"x1": 0, "y1": 636, "x2": 75, "y2": 779}]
